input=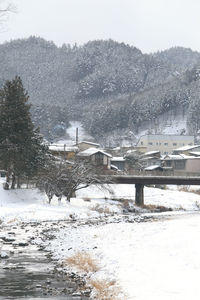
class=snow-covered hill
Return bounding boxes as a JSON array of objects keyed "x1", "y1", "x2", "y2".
[{"x1": 94, "y1": 107, "x2": 188, "y2": 147}]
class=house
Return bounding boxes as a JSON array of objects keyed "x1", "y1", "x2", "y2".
[
  {"x1": 144, "y1": 165, "x2": 173, "y2": 176},
  {"x1": 111, "y1": 157, "x2": 126, "y2": 171},
  {"x1": 162, "y1": 154, "x2": 200, "y2": 176},
  {"x1": 77, "y1": 147, "x2": 112, "y2": 170},
  {"x1": 123, "y1": 150, "x2": 144, "y2": 174},
  {"x1": 75, "y1": 141, "x2": 100, "y2": 151},
  {"x1": 136, "y1": 134, "x2": 195, "y2": 155},
  {"x1": 49, "y1": 144, "x2": 78, "y2": 160},
  {"x1": 140, "y1": 150, "x2": 161, "y2": 168},
  {"x1": 173, "y1": 145, "x2": 200, "y2": 155}
]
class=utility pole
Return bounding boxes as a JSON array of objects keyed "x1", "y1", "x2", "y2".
[{"x1": 76, "y1": 128, "x2": 79, "y2": 145}]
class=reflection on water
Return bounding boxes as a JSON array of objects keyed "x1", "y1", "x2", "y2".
[
  {"x1": 0, "y1": 298, "x2": 70, "y2": 300},
  {"x1": 0, "y1": 248, "x2": 78, "y2": 299},
  {"x1": 0, "y1": 228, "x2": 88, "y2": 300}
]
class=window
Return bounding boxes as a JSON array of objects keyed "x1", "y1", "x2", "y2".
[
  {"x1": 164, "y1": 143, "x2": 168, "y2": 146},
  {"x1": 148, "y1": 142, "x2": 153, "y2": 145},
  {"x1": 173, "y1": 143, "x2": 177, "y2": 146},
  {"x1": 95, "y1": 153, "x2": 104, "y2": 165},
  {"x1": 174, "y1": 160, "x2": 185, "y2": 170},
  {"x1": 141, "y1": 141, "x2": 143, "y2": 145},
  {"x1": 166, "y1": 160, "x2": 172, "y2": 167}
]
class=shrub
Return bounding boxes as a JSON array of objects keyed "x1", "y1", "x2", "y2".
[
  {"x1": 64, "y1": 251, "x2": 99, "y2": 273},
  {"x1": 90, "y1": 279, "x2": 125, "y2": 300}
]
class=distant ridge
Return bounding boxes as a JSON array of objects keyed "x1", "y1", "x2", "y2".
[{"x1": 1, "y1": 36, "x2": 200, "y2": 144}]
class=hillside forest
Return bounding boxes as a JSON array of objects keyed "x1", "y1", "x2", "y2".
[{"x1": 1, "y1": 37, "x2": 200, "y2": 144}]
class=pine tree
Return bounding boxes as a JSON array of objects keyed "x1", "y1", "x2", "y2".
[{"x1": 0, "y1": 76, "x2": 48, "y2": 189}]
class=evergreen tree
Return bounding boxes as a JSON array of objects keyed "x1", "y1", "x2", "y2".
[{"x1": 0, "y1": 76, "x2": 48, "y2": 189}]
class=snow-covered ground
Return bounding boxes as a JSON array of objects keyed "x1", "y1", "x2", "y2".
[
  {"x1": 1, "y1": 179, "x2": 200, "y2": 299},
  {"x1": 1, "y1": 181, "x2": 200, "y2": 225},
  {"x1": 45, "y1": 214, "x2": 200, "y2": 300}
]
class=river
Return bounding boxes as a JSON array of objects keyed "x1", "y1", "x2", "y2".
[{"x1": 0, "y1": 223, "x2": 89, "y2": 300}]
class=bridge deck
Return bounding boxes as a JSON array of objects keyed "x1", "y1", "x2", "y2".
[{"x1": 110, "y1": 175, "x2": 200, "y2": 185}]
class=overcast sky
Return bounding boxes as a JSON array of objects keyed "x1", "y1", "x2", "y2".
[{"x1": 0, "y1": 0, "x2": 200, "y2": 53}]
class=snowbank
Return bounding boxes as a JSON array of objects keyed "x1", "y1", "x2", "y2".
[
  {"x1": 1, "y1": 179, "x2": 200, "y2": 225},
  {"x1": 0, "y1": 180, "x2": 102, "y2": 225},
  {"x1": 47, "y1": 214, "x2": 200, "y2": 299}
]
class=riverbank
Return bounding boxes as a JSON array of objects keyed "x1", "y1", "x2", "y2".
[
  {"x1": 39, "y1": 212, "x2": 200, "y2": 300},
  {"x1": 0, "y1": 220, "x2": 91, "y2": 299},
  {"x1": 1, "y1": 180, "x2": 200, "y2": 299}
]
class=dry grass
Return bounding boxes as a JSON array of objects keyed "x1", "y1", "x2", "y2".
[
  {"x1": 178, "y1": 186, "x2": 200, "y2": 195},
  {"x1": 83, "y1": 197, "x2": 91, "y2": 202},
  {"x1": 90, "y1": 203, "x2": 113, "y2": 214},
  {"x1": 65, "y1": 252, "x2": 125, "y2": 299},
  {"x1": 120, "y1": 199, "x2": 132, "y2": 209},
  {"x1": 141, "y1": 204, "x2": 173, "y2": 212},
  {"x1": 90, "y1": 279, "x2": 125, "y2": 300},
  {"x1": 64, "y1": 251, "x2": 99, "y2": 273},
  {"x1": 7, "y1": 218, "x2": 18, "y2": 224},
  {"x1": 178, "y1": 186, "x2": 190, "y2": 192}
]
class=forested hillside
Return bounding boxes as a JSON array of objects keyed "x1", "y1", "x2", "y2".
[{"x1": 1, "y1": 36, "x2": 200, "y2": 143}]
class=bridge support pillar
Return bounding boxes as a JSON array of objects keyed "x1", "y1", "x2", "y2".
[{"x1": 135, "y1": 184, "x2": 144, "y2": 206}]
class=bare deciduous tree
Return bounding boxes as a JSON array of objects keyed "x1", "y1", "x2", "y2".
[
  {"x1": 0, "y1": 0, "x2": 15, "y2": 27},
  {"x1": 37, "y1": 160, "x2": 113, "y2": 204}
]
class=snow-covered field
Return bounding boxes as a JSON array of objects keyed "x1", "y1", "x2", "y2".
[{"x1": 1, "y1": 179, "x2": 200, "y2": 299}]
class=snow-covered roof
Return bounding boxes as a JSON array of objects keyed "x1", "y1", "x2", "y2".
[
  {"x1": 162, "y1": 154, "x2": 185, "y2": 160},
  {"x1": 111, "y1": 157, "x2": 125, "y2": 162},
  {"x1": 110, "y1": 164, "x2": 119, "y2": 170},
  {"x1": 189, "y1": 152, "x2": 200, "y2": 156},
  {"x1": 77, "y1": 147, "x2": 112, "y2": 158},
  {"x1": 143, "y1": 151, "x2": 160, "y2": 156},
  {"x1": 112, "y1": 147, "x2": 121, "y2": 151},
  {"x1": 49, "y1": 144, "x2": 78, "y2": 152},
  {"x1": 144, "y1": 165, "x2": 162, "y2": 171},
  {"x1": 126, "y1": 150, "x2": 137, "y2": 154},
  {"x1": 141, "y1": 156, "x2": 159, "y2": 161},
  {"x1": 173, "y1": 145, "x2": 200, "y2": 152},
  {"x1": 180, "y1": 154, "x2": 198, "y2": 159},
  {"x1": 77, "y1": 141, "x2": 100, "y2": 147},
  {"x1": 162, "y1": 154, "x2": 197, "y2": 160}
]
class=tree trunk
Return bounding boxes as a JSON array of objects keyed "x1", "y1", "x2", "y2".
[
  {"x1": 48, "y1": 195, "x2": 52, "y2": 204},
  {"x1": 66, "y1": 194, "x2": 71, "y2": 202},
  {"x1": 57, "y1": 195, "x2": 62, "y2": 205},
  {"x1": 11, "y1": 172, "x2": 16, "y2": 189},
  {"x1": 17, "y1": 176, "x2": 21, "y2": 189},
  {"x1": 4, "y1": 170, "x2": 10, "y2": 190}
]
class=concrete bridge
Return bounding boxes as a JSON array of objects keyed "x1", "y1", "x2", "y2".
[{"x1": 108, "y1": 175, "x2": 200, "y2": 206}]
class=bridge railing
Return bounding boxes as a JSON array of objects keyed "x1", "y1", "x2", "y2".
[{"x1": 121, "y1": 170, "x2": 200, "y2": 178}]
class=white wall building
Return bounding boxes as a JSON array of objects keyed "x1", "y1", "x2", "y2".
[{"x1": 136, "y1": 135, "x2": 194, "y2": 155}]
